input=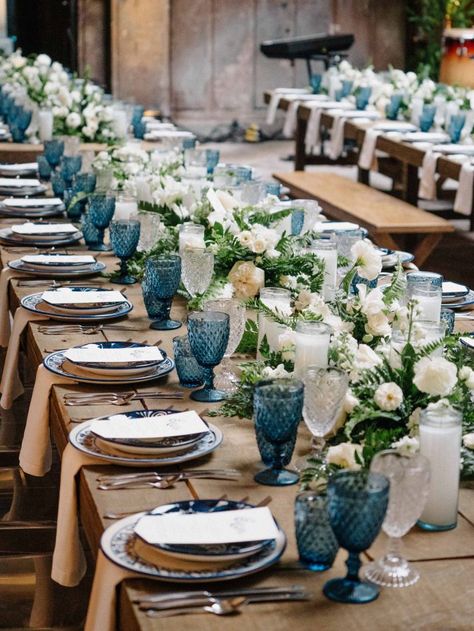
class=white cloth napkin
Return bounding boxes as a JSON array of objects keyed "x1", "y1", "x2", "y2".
[
  {"x1": 0, "y1": 307, "x2": 48, "y2": 409},
  {"x1": 84, "y1": 550, "x2": 136, "y2": 631},
  {"x1": 358, "y1": 128, "x2": 381, "y2": 170},
  {"x1": 265, "y1": 88, "x2": 309, "y2": 125},
  {"x1": 454, "y1": 161, "x2": 474, "y2": 217},
  {"x1": 282, "y1": 100, "x2": 301, "y2": 138},
  {"x1": 327, "y1": 115, "x2": 366, "y2": 160},
  {"x1": 19, "y1": 365, "x2": 72, "y2": 476},
  {"x1": 418, "y1": 151, "x2": 441, "y2": 200},
  {"x1": 304, "y1": 104, "x2": 325, "y2": 152},
  {"x1": 52, "y1": 444, "x2": 102, "y2": 587},
  {"x1": 0, "y1": 268, "x2": 27, "y2": 347}
]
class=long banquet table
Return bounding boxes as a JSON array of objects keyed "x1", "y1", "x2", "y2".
[{"x1": 2, "y1": 233, "x2": 474, "y2": 630}]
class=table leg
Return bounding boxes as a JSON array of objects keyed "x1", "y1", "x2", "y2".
[
  {"x1": 405, "y1": 163, "x2": 419, "y2": 206},
  {"x1": 295, "y1": 115, "x2": 307, "y2": 171},
  {"x1": 412, "y1": 233, "x2": 442, "y2": 266},
  {"x1": 371, "y1": 233, "x2": 402, "y2": 251},
  {"x1": 358, "y1": 167, "x2": 369, "y2": 185}
]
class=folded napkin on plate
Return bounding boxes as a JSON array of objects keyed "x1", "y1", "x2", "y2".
[
  {"x1": 418, "y1": 151, "x2": 442, "y2": 200},
  {"x1": 52, "y1": 444, "x2": 103, "y2": 587},
  {"x1": 19, "y1": 365, "x2": 72, "y2": 476},
  {"x1": 454, "y1": 161, "x2": 474, "y2": 217},
  {"x1": 0, "y1": 268, "x2": 27, "y2": 347},
  {"x1": 84, "y1": 550, "x2": 136, "y2": 631},
  {"x1": 265, "y1": 88, "x2": 310, "y2": 125},
  {"x1": 0, "y1": 307, "x2": 48, "y2": 409},
  {"x1": 358, "y1": 128, "x2": 381, "y2": 170},
  {"x1": 12, "y1": 222, "x2": 77, "y2": 235}
]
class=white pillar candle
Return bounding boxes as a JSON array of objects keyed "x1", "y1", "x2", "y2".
[
  {"x1": 418, "y1": 407, "x2": 462, "y2": 530},
  {"x1": 410, "y1": 286, "x2": 441, "y2": 323},
  {"x1": 112, "y1": 109, "x2": 128, "y2": 139},
  {"x1": 38, "y1": 109, "x2": 53, "y2": 142},
  {"x1": 115, "y1": 195, "x2": 138, "y2": 220},
  {"x1": 311, "y1": 240, "x2": 338, "y2": 301},
  {"x1": 178, "y1": 224, "x2": 205, "y2": 254},
  {"x1": 257, "y1": 288, "x2": 292, "y2": 358},
  {"x1": 293, "y1": 321, "x2": 331, "y2": 377}
]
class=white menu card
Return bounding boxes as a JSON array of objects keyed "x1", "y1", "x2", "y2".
[
  {"x1": 22, "y1": 254, "x2": 96, "y2": 264},
  {"x1": 12, "y1": 222, "x2": 77, "y2": 234},
  {"x1": 90, "y1": 410, "x2": 208, "y2": 440},
  {"x1": 65, "y1": 346, "x2": 163, "y2": 364},
  {"x1": 42, "y1": 289, "x2": 126, "y2": 304}
]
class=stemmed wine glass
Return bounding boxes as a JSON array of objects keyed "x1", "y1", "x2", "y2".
[
  {"x1": 60, "y1": 155, "x2": 82, "y2": 186},
  {"x1": 88, "y1": 193, "x2": 116, "y2": 251},
  {"x1": 253, "y1": 378, "x2": 304, "y2": 486},
  {"x1": 43, "y1": 139, "x2": 65, "y2": 169},
  {"x1": 298, "y1": 367, "x2": 349, "y2": 469},
  {"x1": 203, "y1": 298, "x2": 246, "y2": 393},
  {"x1": 323, "y1": 470, "x2": 390, "y2": 604},
  {"x1": 181, "y1": 250, "x2": 214, "y2": 297},
  {"x1": 109, "y1": 219, "x2": 141, "y2": 284},
  {"x1": 363, "y1": 450, "x2": 430, "y2": 588},
  {"x1": 187, "y1": 311, "x2": 230, "y2": 402},
  {"x1": 142, "y1": 254, "x2": 182, "y2": 330}
]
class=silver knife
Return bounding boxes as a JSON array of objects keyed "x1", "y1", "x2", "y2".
[{"x1": 136, "y1": 585, "x2": 308, "y2": 606}]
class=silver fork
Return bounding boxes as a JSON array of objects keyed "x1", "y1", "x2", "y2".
[
  {"x1": 64, "y1": 392, "x2": 184, "y2": 406},
  {"x1": 38, "y1": 324, "x2": 146, "y2": 334},
  {"x1": 99, "y1": 470, "x2": 243, "y2": 491}
]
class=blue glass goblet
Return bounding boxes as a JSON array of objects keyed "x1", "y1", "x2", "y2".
[
  {"x1": 206, "y1": 149, "x2": 220, "y2": 175},
  {"x1": 73, "y1": 172, "x2": 97, "y2": 195},
  {"x1": 182, "y1": 137, "x2": 197, "y2": 150},
  {"x1": 10, "y1": 124, "x2": 25, "y2": 143},
  {"x1": 142, "y1": 254, "x2": 182, "y2": 330},
  {"x1": 64, "y1": 187, "x2": 83, "y2": 220},
  {"x1": 51, "y1": 172, "x2": 66, "y2": 198},
  {"x1": 385, "y1": 93, "x2": 403, "y2": 120},
  {"x1": 88, "y1": 193, "x2": 115, "y2": 251},
  {"x1": 310, "y1": 73, "x2": 322, "y2": 94},
  {"x1": 60, "y1": 155, "x2": 82, "y2": 186},
  {"x1": 419, "y1": 104, "x2": 436, "y2": 132},
  {"x1": 187, "y1": 310, "x2": 230, "y2": 403},
  {"x1": 109, "y1": 219, "x2": 141, "y2": 284},
  {"x1": 291, "y1": 208, "x2": 305, "y2": 236},
  {"x1": 132, "y1": 105, "x2": 145, "y2": 126},
  {"x1": 37, "y1": 156, "x2": 51, "y2": 181},
  {"x1": 16, "y1": 107, "x2": 32, "y2": 133},
  {"x1": 341, "y1": 80, "x2": 353, "y2": 98},
  {"x1": 448, "y1": 113, "x2": 466, "y2": 143},
  {"x1": 44, "y1": 139, "x2": 65, "y2": 169},
  {"x1": 264, "y1": 182, "x2": 281, "y2": 197},
  {"x1": 236, "y1": 166, "x2": 252, "y2": 183},
  {"x1": 356, "y1": 87, "x2": 372, "y2": 110},
  {"x1": 253, "y1": 378, "x2": 304, "y2": 486},
  {"x1": 441, "y1": 308, "x2": 455, "y2": 334},
  {"x1": 133, "y1": 120, "x2": 147, "y2": 139},
  {"x1": 295, "y1": 492, "x2": 339, "y2": 571},
  {"x1": 81, "y1": 213, "x2": 100, "y2": 247},
  {"x1": 173, "y1": 334, "x2": 204, "y2": 388},
  {"x1": 323, "y1": 470, "x2": 390, "y2": 604}
]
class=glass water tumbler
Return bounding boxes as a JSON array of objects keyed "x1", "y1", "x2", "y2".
[
  {"x1": 295, "y1": 492, "x2": 339, "y2": 571},
  {"x1": 418, "y1": 407, "x2": 462, "y2": 531},
  {"x1": 173, "y1": 335, "x2": 204, "y2": 388}
]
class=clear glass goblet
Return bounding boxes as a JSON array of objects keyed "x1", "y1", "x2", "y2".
[
  {"x1": 181, "y1": 250, "x2": 214, "y2": 297},
  {"x1": 363, "y1": 450, "x2": 430, "y2": 588},
  {"x1": 109, "y1": 219, "x2": 141, "y2": 284},
  {"x1": 142, "y1": 254, "x2": 182, "y2": 330},
  {"x1": 88, "y1": 193, "x2": 116, "y2": 251},
  {"x1": 187, "y1": 310, "x2": 230, "y2": 403},
  {"x1": 253, "y1": 378, "x2": 304, "y2": 487},
  {"x1": 203, "y1": 298, "x2": 246, "y2": 393},
  {"x1": 323, "y1": 470, "x2": 390, "y2": 604}
]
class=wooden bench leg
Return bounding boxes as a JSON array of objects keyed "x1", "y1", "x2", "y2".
[
  {"x1": 412, "y1": 233, "x2": 442, "y2": 266},
  {"x1": 358, "y1": 167, "x2": 369, "y2": 185},
  {"x1": 295, "y1": 116, "x2": 307, "y2": 171}
]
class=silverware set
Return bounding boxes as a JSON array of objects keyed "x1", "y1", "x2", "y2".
[
  {"x1": 135, "y1": 586, "x2": 311, "y2": 618},
  {"x1": 97, "y1": 468, "x2": 241, "y2": 491},
  {"x1": 17, "y1": 279, "x2": 107, "y2": 287},
  {"x1": 38, "y1": 324, "x2": 146, "y2": 335},
  {"x1": 64, "y1": 391, "x2": 184, "y2": 406}
]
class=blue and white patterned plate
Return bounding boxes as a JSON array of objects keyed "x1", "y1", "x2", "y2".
[
  {"x1": 9, "y1": 259, "x2": 105, "y2": 277},
  {"x1": 378, "y1": 249, "x2": 415, "y2": 268},
  {"x1": 100, "y1": 503, "x2": 286, "y2": 582},
  {"x1": 140, "y1": 499, "x2": 275, "y2": 562},
  {"x1": 441, "y1": 290, "x2": 474, "y2": 310},
  {"x1": 0, "y1": 184, "x2": 46, "y2": 196},
  {"x1": 461, "y1": 336, "x2": 474, "y2": 351},
  {"x1": 69, "y1": 419, "x2": 221, "y2": 466},
  {"x1": 0, "y1": 206, "x2": 65, "y2": 218},
  {"x1": 43, "y1": 349, "x2": 174, "y2": 385},
  {"x1": 0, "y1": 227, "x2": 82, "y2": 247},
  {"x1": 20, "y1": 291, "x2": 132, "y2": 322},
  {"x1": 65, "y1": 341, "x2": 166, "y2": 376}
]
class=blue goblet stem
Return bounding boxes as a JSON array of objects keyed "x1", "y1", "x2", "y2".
[
  {"x1": 346, "y1": 551, "x2": 362, "y2": 581},
  {"x1": 202, "y1": 367, "x2": 215, "y2": 392}
]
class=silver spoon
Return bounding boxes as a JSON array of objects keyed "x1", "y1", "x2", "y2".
[{"x1": 146, "y1": 597, "x2": 246, "y2": 618}]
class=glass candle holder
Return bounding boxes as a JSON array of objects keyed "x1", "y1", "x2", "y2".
[
  {"x1": 408, "y1": 285, "x2": 442, "y2": 323},
  {"x1": 418, "y1": 406, "x2": 462, "y2": 531},
  {"x1": 142, "y1": 254, "x2": 182, "y2": 330},
  {"x1": 295, "y1": 492, "x2": 339, "y2": 571},
  {"x1": 114, "y1": 194, "x2": 138, "y2": 220},
  {"x1": 172, "y1": 334, "x2": 204, "y2": 388},
  {"x1": 257, "y1": 287, "x2": 292, "y2": 357},
  {"x1": 178, "y1": 223, "x2": 205, "y2": 253},
  {"x1": 133, "y1": 211, "x2": 161, "y2": 252},
  {"x1": 294, "y1": 321, "x2": 331, "y2": 378},
  {"x1": 109, "y1": 219, "x2": 141, "y2": 284},
  {"x1": 38, "y1": 108, "x2": 54, "y2": 142},
  {"x1": 406, "y1": 271, "x2": 443, "y2": 290},
  {"x1": 310, "y1": 239, "x2": 337, "y2": 301},
  {"x1": 88, "y1": 193, "x2": 116, "y2": 251}
]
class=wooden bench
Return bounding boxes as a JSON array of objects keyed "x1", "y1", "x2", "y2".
[{"x1": 274, "y1": 171, "x2": 454, "y2": 266}]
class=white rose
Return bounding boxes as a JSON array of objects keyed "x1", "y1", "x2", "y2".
[
  {"x1": 326, "y1": 442, "x2": 363, "y2": 470},
  {"x1": 343, "y1": 390, "x2": 359, "y2": 413},
  {"x1": 11, "y1": 56, "x2": 27, "y2": 69},
  {"x1": 252, "y1": 238, "x2": 267, "y2": 254},
  {"x1": 262, "y1": 363, "x2": 293, "y2": 379},
  {"x1": 366, "y1": 311, "x2": 391, "y2": 337},
  {"x1": 351, "y1": 240, "x2": 383, "y2": 280},
  {"x1": 354, "y1": 344, "x2": 382, "y2": 371},
  {"x1": 36, "y1": 53, "x2": 52, "y2": 67},
  {"x1": 413, "y1": 357, "x2": 458, "y2": 396},
  {"x1": 463, "y1": 433, "x2": 474, "y2": 449},
  {"x1": 374, "y1": 382, "x2": 403, "y2": 411},
  {"x1": 459, "y1": 366, "x2": 474, "y2": 390},
  {"x1": 391, "y1": 435, "x2": 420, "y2": 456},
  {"x1": 66, "y1": 112, "x2": 82, "y2": 129}
]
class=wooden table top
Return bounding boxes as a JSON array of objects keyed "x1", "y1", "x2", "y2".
[{"x1": 1, "y1": 225, "x2": 474, "y2": 631}]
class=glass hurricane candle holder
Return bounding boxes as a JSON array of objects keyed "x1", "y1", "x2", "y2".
[
  {"x1": 88, "y1": 193, "x2": 116, "y2": 251},
  {"x1": 294, "y1": 321, "x2": 331, "y2": 378},
  {"x1": 109, "y1": 219, "x2": 141, "y2": 284},
  {"x1": 187, "y1": 310, "x2": 230, "y2": 403},
  {"x1": 310, "y1": 239, "x2": 337, "y2": 300},
  {"x1": 408, "y1": 285, "x2": 442, "y2": 323},
  {"x1": 142, "y1": 254, "x2": 182, "y2": 330},
  {"x1": 178, "y1": 223, "x2": 205, "y2": 254}
]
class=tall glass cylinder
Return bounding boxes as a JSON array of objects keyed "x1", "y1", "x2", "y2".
[
  {"x1": 294, "y1": 321, "x2": 331, "y2": 377},
  {"x1": 178, "y1": 223, "x2": 205, "y2": 253},
  {"x1": 310, "y1": 239, "x2": 338, "y2": 301},
  {"x1": 257, "y1": 287, "x2": 292, "y2": 357},
  {"x1": 408, "y1": 285, "x2": 442, "y2": 323},
  {"x1": 115, "y1": 194, "x2": 138, "y2": 220},
  {"x1": 418, "y1": 407, "x2": 462, "y2": 531}
]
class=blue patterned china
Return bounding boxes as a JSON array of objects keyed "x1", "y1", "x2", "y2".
[
  {"x1": 142, "y1": 254, "x2": 182, "y2": 330},
  {"x1": 187, "y1": 311, "x2": 230, "y2": 403},
  {"x1": 20, "y1": 291, "x2": 132, "y2": 322},
  {"x1": 69, "y1": 419, "x2": 222, "y2": 467},
  {"x1": 64, "y1": 341, "x2": 166, "y2": 375},
  {"x1": 441, "y1": 289, "x2": 474, "y2": 309},
  {"x1": 0, "y1": 227, "x2": 82, "y2": 247},
  {"x1": 323, "y1": 470, "x2": 390, "y2": 604},
  {"x1": 110, "y1": 219, "x2": 141, "y2": 284},
  {"x1": 99, "y1": 501, "x2": 285, "y2": 582},
  {"x1": 9, "y1": 259, "x2": 106, "y2": 278},
  {"x1": 253, "y1": 378, "x2": 304, "y2": 487},
  {"x1": 40, "y1": 286, "x2": 127, "y2": 313}
]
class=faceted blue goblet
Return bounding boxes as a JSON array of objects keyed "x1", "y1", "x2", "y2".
[
  {"x1": 73, "y1": 172, "x2": 97, "y2": 195},
  {"x1": 341, "y1": 80, "x2": 353, "y2": 98},
  {"x1": 142, "y1": 254, "x2": 182, "y2": 330},
  {"x1": 441, "y1": 308, "x2": 455, "y2": 334},
  {"x1": 173, "y1": 334, "x2": 204, "y2": 388},
  {"x1": 133, "y1": 120, "x2": 147, "y2": 139},
  {"x1": 291, "y1": 208, "x2": 305, "y2": 236},
  {"x1": 109, "y1": 219, "x2": 141, "y2": 284},
  {"x1": 385, "y1": 93, "x2": 403, "y2": 120},
  {"x1": 60, "y1": 155, "x2": 82, "y2": 186},
  {"x1": 44, "y1": 139, "x2": 65, "y2": 169},
  {"x1": 206, "y1": 149, "x2": 220, "y2": 175},
  {"x1": 236, "y1": 166, "x2": 252, "y2": 183},
  {"x1": 10, "y1": 124, "x2": 26, "y2": 142},
  {"x1": 310, "y1": 73, "x2": 322, "y2": 94},
  {"x1": 64, "y1": 187, "x2": 84, "y2": 220},
  {"x1": 295, "y1": 492, "x2": 339, "y2": 571},
  {"x1": 264, "y1": 182, "x2": 281, "y2": 197},
  {"x1": 88, "y1": 193, "x2": 116, "y2": 251},
  {"x1": 187, "y1": 311, "x2": 230, "y2": 403},
  {"x1": 323, "y1": 470, "x2": 390, "y2": 604},
  {"x1": 51, "y1": 173, "x2": 66, "y2": 198},
  {"x1": 448, "y1": 113, "x2": 466, "y2": 143},
  {"x1": 81, "y1": 213, "x2": 100, "y2": 247},
  {"x1": 355, "y1": 87, "x2": 372, "y2": 110},
  {"x1": 253, "y1": 378, "x2": 304, "y2": 486},
  {"x1": 182, "y1": 137, "x2": 197, "y2": 150},
  {"x1": 419, "y1": 104, "x2": 436, "y2": 132},
  {"x1": 16, "y1": 107, "x2": 32, "y2": 132},
  {"x1": 37, "y1": 156, "x2": 51, "y2": 181},
  {"x1": 132, "y1": 105, "x2": 145, "y2": 126}
]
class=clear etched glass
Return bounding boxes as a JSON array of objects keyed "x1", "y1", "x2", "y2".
[
  {"x1": 323, "y1": 470, "x2": 389, "y2": 604},
  {"x1": 181, "y1": 250, "x2": 214, "y2": 297},
  {"x1": 363, "y1": 450, "x2": 430, "y2": 588}
]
